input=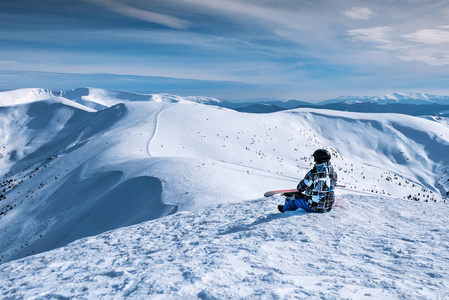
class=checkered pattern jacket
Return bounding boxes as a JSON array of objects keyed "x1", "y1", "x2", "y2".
[{"x1": 297, "y1": 162, "x2": 338, "y2": 212}]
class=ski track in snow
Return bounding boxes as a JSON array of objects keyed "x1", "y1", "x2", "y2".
[
  {"x1": 146, "y1": 105, "x2": 165, "y2": 158},
  {"x1": 1, "y1": 195, "x2": 448, "y2": 299}
]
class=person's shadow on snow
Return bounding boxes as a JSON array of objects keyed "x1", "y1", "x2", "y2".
[{"x1": 218, "y1": 210, "x2": 308, "y2": 236}]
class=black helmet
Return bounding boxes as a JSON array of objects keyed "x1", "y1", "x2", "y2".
[{"x1": 312, "y1": 149, "x2": 331, "y2": 163}]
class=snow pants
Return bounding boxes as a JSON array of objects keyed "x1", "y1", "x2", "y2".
[{"x1": 283, "y1": 198, "x2": 319, "y2": 213}]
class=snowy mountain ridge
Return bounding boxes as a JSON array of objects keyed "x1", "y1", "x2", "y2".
[
  {"x1": 3, "y1": 88, "x2": 449, "y2": 112},
  {"x1": 0, "y1": 88, "x2": 227, "y2": 111},
  {"x1": 322, "y1": 92, "x2": 449, "y2": 105},
  {"x1": 0, "y1": 89, "x2": 448, "y2": 298}
]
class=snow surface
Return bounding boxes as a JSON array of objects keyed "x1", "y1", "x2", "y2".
[
  {"x1": 0, "y1": 88, "x2": 448, "y2": 299},
  {"x1": 1, "y1": 194, "x2": 448, "y2": 299}
]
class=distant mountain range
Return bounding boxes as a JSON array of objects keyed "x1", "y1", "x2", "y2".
[
  {"x1": 1, "y1": 88, "x2": 449, "y2": 117},
  {"x1": 233, "y1": 92, "x2": 449, "y2": 116},
  {"x1": 320, "y1": 92, "x2": 449, "y2": 105}
]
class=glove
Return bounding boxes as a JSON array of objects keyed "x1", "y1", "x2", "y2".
[
  {"x1": 283, "y1": 192, "x2": 295, "y2": 197},
  {"x1": 283, "y1": 191, "x2": 299, "y2": 201},
  {"x1": 283, "y1": 191, "x2": 305, "y2": 200}
]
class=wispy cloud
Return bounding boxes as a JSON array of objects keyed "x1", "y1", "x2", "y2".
[
  {"x1": 180, "y1": 0, "x2": 306, "y2": 29},
  {"x1": 344, "y1": 7, "x2": 375, "y2": 20},
  {"x1": 85, "y1": 0, "x2": 189, "y2": 29},
  {"x1": 348, "y1": 26, "x2": 393, "y2": 47},
  {"x1": 398, "y1": 48, "x2": 449, "y2": 66},
  {"x1": 348, "y1": 24, "x2": 449, "y2": 66},
  {"x1": 398, "y1": 26, "x2": 449, "y2": 66},
  {"x1": 403, "y1": 26, "x2": 449, "y2": 44}
]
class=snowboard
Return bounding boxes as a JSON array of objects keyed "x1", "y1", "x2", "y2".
[
  {"x1": 264, "y1": 189, "x2": 299, "y2": 197},
  {"x1": 264, "y1": 185, "x2": 346, "y2": 197}
]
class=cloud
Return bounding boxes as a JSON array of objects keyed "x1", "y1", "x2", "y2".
[
  {"x1": 344, "y1": 7, "x2": 376, "y2": 20},
  {"x1": 347, "y1": 25, "x2": 449, "y2": 66},
  {"x1": 396, "y1": 26, "x2": 449, "y2": 66},
  {"x1": 403, "y1": 26, "x2": 449, "y2": 44},
  {"x1": 347, "y1": 26, "x2": 393, "y2": 46},
  {"x1": 0, "y1": 60, "x2": 18, "y2": 65},
  {"x1": 180, "y1": 0, "x2": 306, "y2": 29},
  {"x1": 4, "y1": 0, "x2": 449, "y2": 98},
  {"x1": 84, "y1": 0, "x2": 189, "y2": 29},
  {"x1": 398, "y1": 48, "x2": 449, "y2": 66}
]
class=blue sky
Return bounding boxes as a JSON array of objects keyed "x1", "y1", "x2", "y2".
[{"x1": 2, "y1": 0, "x2": 449, "y2": 102}]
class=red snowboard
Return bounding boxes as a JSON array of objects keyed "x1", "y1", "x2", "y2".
[
  {"x1": 264, "y1": 185, "x2": 346, "y2": 197},
  {"x1": 263, "y1": 189, "x2": 299, "y2": 197}
]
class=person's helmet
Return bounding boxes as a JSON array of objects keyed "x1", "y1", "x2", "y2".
[{"x1": 312, "y1": 149, "x2": 331, "y2": 163}]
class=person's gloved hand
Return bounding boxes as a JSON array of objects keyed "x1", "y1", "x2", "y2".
[{"x1": 283, "y1": 191, "x2": 305, "y2": 200}]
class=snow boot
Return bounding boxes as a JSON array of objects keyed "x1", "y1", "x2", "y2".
[{"x1": 278, "y1": 205, "x2": 284, "y2": 213}]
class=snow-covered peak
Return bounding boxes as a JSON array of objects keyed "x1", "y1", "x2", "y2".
[
  {"x1": 147, "y1": 93, "x2": 225, "y2": 106},
  {"x1": 59, "y1": 88, "x2": 225, "y2": 107},
  {"x1": 0, "y1": 88, "x2": 95, "y2": 112},
  {"x1": 58, "y1": 88, "x2": 125, "y2": 109},
  {"x1": 379, "y1": 92, "x2": 435, "y2": 103},
  {"x1": 0, "y1": 88, "x2": 56, "y2": 106}
]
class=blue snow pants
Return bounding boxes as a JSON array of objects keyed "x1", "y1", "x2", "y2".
[{"x1": 283, "y1": 198, "x2": 318, "y2": 213}]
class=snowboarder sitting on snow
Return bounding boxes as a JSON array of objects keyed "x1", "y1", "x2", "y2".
[{"x1": 278, "y1": 149, "x2": 338, "y2": 213}]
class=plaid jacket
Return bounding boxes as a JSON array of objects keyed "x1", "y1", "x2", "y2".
[{"x1": 297, "y1": 162, "x2": 338, "y2": 212}]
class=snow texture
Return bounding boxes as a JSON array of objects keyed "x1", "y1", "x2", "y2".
[
  {"x1": 1, "y1": 195, "x2": 448, "y2": 299},
  {"x1": 0, "y1": 88, "x2": 448, "y2": 299}
]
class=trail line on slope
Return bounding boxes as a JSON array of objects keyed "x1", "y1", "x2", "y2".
[
  {"x1": 217, "y1": 159, "x2": 299, "y2": 183},
  {"x1": 146, "y1": 105, "x2": 165, "y2": 158}
]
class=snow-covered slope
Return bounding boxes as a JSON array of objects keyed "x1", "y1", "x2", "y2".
[
  {"x1": 321, "y1": 92, "x2": 449, "y2": 105},
  {"x1": 0, "y1": 90, "x2": 448, "y2": 298},
  {"x1": 1, "y1": 194, "x2": 448, "y2": 299}
]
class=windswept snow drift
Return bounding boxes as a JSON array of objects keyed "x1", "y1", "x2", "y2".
[{"x1": 0, "y1": 88, "x2": 448, "y2": 298}]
